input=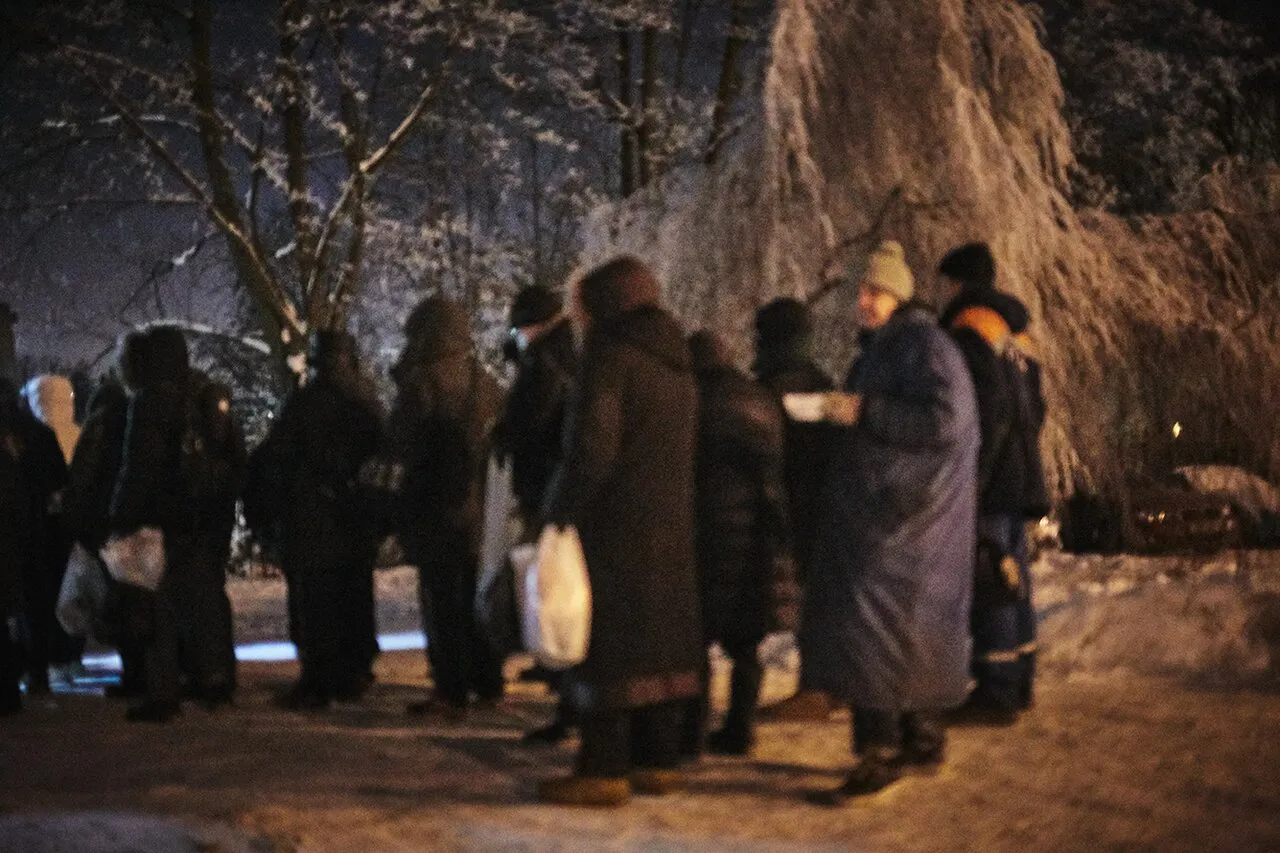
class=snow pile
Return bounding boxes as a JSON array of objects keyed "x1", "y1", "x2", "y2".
[{"x1": 1035, "y1": 549, "x2": 1280, "y2": 682}]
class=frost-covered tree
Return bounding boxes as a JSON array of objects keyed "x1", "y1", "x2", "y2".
[{"x1": 1033, "y1": 0, "x2": 1278, "y2": 214}]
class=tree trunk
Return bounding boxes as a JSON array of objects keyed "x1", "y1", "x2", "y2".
[
  {"x1": 638, "y1": 26, "x2": 658, "y2": 188},
  {"x1": 617, "y1": 21, "x2": 635, "y2": 198},
  {"x1": 190, "y1": 0, "x2": 296, "y2": 385},
  {"x1": 706, "y1": 0, "x2": 748, "y2": 165}
]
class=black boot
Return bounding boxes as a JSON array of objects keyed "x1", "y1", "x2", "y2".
[{"x1": 807, "y1": 757, "x2": 901, "y2": 806}]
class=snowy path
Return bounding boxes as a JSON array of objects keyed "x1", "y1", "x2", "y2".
[{"x1": 3, "y1": 557, "x2": 1280, "y2": 852}]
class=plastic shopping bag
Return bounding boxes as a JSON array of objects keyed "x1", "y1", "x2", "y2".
[
  {"x1": 521, "y1": 525, "x2": 591, "y2": 670},
  {"x1": 99, "y1": 527, "x2": 167, "y2": 591},
  {"x1": 56, "y1": 542, "x2": 111, "y2": 637}
]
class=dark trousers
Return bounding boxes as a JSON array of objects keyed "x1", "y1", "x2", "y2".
[
  {"x1": 143, "y1": 535, "x2": 236, "y2": 707},
  {"x1": 852, "y1": 708, "x2": 946, "y2": 758},
  {"x1": 579, "y1": 700, "x2": 684, "y2": 779},
  {"x1": 1, "y1": 618, "x2": 21, "y2": 711},
  {"x1": 289, "y1": 562, "x2": 377, "y2": 696},
  {"x1": 972, "y1": 514, "x2": 1036, "y2": 710},
  {"x1": 684, "y1": 639, "x2": 762, "y2": 754},
  {"x1": 418, "y1": 555, "x2": 503, "y2": 707}
]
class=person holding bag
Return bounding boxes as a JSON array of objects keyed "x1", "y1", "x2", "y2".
[{"x1": 537, "y1": 256, "x2": 702, "y2": 808}]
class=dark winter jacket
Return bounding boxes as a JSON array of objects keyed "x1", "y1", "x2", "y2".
[
  {"x1": 385, "y1": 298, "x2": 501, "y2": 563},
  {"x1": 545, "y1": 304, "x2": 702, "y2": 711},
  {"x1": 754, "y1": 347, "x2": 835, "y2": 585},
  {"x1": 268, "y1": 359, "x2": 384, "y2": 574},
  {"x1": 940, "y1": 288, "x2": 1048, "y2": 517},
  {"x1": 499, "y1": 317, "x2": 577, "y2": 524},
  {"x1": 0, "y1": 433, "x2": 24, "y2": 617},
  {"x1": 802, "y1": 304, "x2": 979, "y2": 711},
  {"x1": 110, "y1": 330, "x2": 244, "y2": 541},
  {"x1": 693, "y1": 357, "x2": 796, "y2": 645},
  {"x1": 63, "y1": 381, "x2": 129, "y2": 551},
  {"x1": 0, "y1": 388, "x2": 34, "y2": 617},
  {"x1": 12, "y1": 402, "x2": 71, "y2": 598}
]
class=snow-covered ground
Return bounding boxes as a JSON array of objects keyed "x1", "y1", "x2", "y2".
[{"x1": 4, "y1": 552, "x2": 1280, "y2": 852}]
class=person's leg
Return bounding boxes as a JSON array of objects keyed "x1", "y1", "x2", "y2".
[
  {"x1": 410, "y1": 558, "x2": 468, "y2": 712},
  {"x1": 711, "y1": 639, "x2": 762, "y2": 754},
  {"x1": 461, "y1": 557, "x2": 504, "y2": 703},
  {"x1": 129, "y1": 578, "x2": 181, "y2": 722},
  {"x1": 809, "y1": 706, "x2": 905, "y2": 804},
  {"x1": 538, "y1": 704, "x2": 631, "y2": 805},
  {"x1": 965, "y1": 515, "x2": 1025, "y2": 719},
  {"x1": 1012, "y1": 523, "x2": 1037, "y2": 710},
  {"x1": 0, "y1": 618, "x2": 22, "y2": 714},
  {"x1": 898, "y1": 710, "x2": 946, "y2": 768},
  {"x1": 176, "y1": 539, "x2": 235, "y2": 705}
]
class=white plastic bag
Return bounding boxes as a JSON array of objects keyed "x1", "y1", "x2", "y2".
[
  {"x1": 522, "y1": 525, "x2": 591, "y2": 670},
  {"x1": 56, "y1": 542, "x2": 110, "y2": 637},
  {"x1": 100, "y1": 527, "x2": 167, "y2": 591}
]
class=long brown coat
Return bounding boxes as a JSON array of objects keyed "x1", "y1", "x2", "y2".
[{"x1": 545, "y1": 305, "x2": 702, "y2": 712}]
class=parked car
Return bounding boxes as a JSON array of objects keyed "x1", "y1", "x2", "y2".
[
  {"x1": 1060, "y1": 471, "x2": 1246, "y2": 555},
  {"x1": 1124, "y1": 474, "x2": 1242, "y2": 554}
]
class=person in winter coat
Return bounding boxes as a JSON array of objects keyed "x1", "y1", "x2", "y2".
[
  {"x1": 752, "y1": 298, "x2": 838, "y2": 722},
  {"x1": 385, "y1": 296, "x2": 504, "y2": 719},
  {"x1": 7, "y1": 380, "x2": 70, "y2": 696},
  {"x1": 538, "y1": 256, "x2": 702, "y2": 808},
  {"x1": 264, "y1": 329, "x2": 384, "y2": 709},
  {"x1": 0, "y1": 379, "x2": 35, "y2": 713},
  {"x1": 803, "y1": 241, "x2": 979, "y2": 804},
  {"x1": 499, "y1": 284, "x2": 578, "y2": 527},
  {"x1": 496, "y1": 283, "x2": 581, "y2": 746},
  {"x1": 684, "y1": 330, "x2": 796, "y2": 757},
  {"x1": 937, "y1": 242, "x2": 1048, "y2": 723},
  {"x1": 109, "y1": 326, "x2": 245, "y2": 722},
  {"x1": 63, "y1": 374, "x2": 138, "y2": 694},
  {"x1": 24, "y1": 375, "x2": 89, "y2": 681}
]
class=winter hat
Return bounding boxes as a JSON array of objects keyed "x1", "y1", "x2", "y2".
[
  {"x1": 862, "y1": 240, "x2": 914, "y2": 303},
  {"x1": 938, "y1": 242, "x2": 996, "y2": 291},
  {"x1": 754, "y1": 298, "x2": 812, "y2": 347},
  {"x1": 577, "y1": 256, "x2": 660, "y2": 327},
  {"x1": 509, "y1": 285, "x2": 562, "y2": 330}
]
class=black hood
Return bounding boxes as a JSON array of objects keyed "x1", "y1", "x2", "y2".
[
  {"x1": 939, "y1": 288, "x2": 1030, "y2": 333},
  {"x1": 598, "y1": 305, "x2": 690, "y2": 373}
]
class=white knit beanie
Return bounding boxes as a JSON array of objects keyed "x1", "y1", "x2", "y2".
[{"x1": 863, "y1": 240, "x2": 915, "y2": 303}]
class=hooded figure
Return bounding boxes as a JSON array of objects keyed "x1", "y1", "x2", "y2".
[
  {"x1": 0, "y1": 379, "x2": 39, "y2": 711},
  {"x1": 751, "y1": 298, "x2": 838, "y2": 722},
  {"x1": 263, "y1": 329, "x2": 384, "y2": 709},
  {"x1": 499, "y1": 284, "x2": 578, "y2": 525},
  {"x1": 804, "y1": 241, "x2": 979, "y2": 804},
  {"x1": 22, "y1": 375, "x2": 80, "y2": 464},
  {"x1": 109, "y1": 325, "x2": 244, "y2": 722},
  {"x1": 684, "y1": 330, "x2": 795, "y2": 757},
  {"x1": 938, "y1": 241, "x2": 1047, "y2": 722},
  {"x1": 385, "y1": 296, "x2": 504, "y2": 717},
  {"x1": 538, "y1": 256, "x2": 702, "y2": 807}
]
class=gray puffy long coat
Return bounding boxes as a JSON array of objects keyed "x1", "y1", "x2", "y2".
[{"x1": 802, "y1": 305, "x2": 979, "y2": 711}]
